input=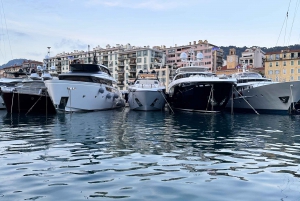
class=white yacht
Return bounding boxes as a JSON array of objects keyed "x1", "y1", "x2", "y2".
[
  {"x1": 226, "y1": 69, "x2": 300, "y2": 114},
  {"x1": 44, "y1": 61, "x2": 125, "y2": 112},
  {"x1": 128, "y1": 70, "x2": 166, "y2": 111},
  {"x1": 168, "y1": 51, "x2": 237, "y2": 113}
]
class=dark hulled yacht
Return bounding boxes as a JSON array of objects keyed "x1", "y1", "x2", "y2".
[{"x1": 168, "y1": 51, "x2": 236, "y2": 113}]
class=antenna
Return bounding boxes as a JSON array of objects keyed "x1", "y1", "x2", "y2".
[{"x1": 88, "y1": 45, "x2": 91, "y2": 63}]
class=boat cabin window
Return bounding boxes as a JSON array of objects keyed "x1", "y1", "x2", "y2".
[
  {"x1": 70, "y1": 64, "x2": 111, "y2": 76},
  {"x1": 237, "y1": 78, "x2": 271, "y2": 83},
  {"x1": 59, "y1": 76, "x2": 112, "y2": 86},
  {"x1": 174, "y1": 73, "x2": 214, "y2": 80},
  {"x1": 100, "y1": 66, "x2": 111, "y2": 75}
]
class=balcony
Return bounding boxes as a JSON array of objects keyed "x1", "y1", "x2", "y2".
[
  {"x1": 117, "y1": 81, "x2": 124, "y2": 86},
  {"x1": 118, "y1": 62, "x2": 125, "y2": 66},
  {"x1": 118, "y1": 77, "x2": 125, "y2": 81},
  {"x1": 128, "y1": 54, "x2": 136, "y2": 58},
  {"x1": 117, "y1": 70, "x2": 125, "y2": 74},
  {"x1": 129, "y1": 61, "x2": 136, "y2": 65},
  {"x1": 118, "y1": 56, "x2": 126, "y2": 60},
  {"x1": 102, "y1": 57, "x2": 108, "y2": 61},
  {"x1": 129, "y1": 68, "x2": 136, "y2": 72}
]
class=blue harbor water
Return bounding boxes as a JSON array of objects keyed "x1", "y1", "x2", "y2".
[{"x1": 1, "y1": 108, "x2": 300, "y2": 201}]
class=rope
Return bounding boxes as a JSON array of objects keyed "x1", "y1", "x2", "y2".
[
  {"x1": 10, "y1": 92, "x2": 14, "y2": 113},
  {"x1": 68, "y1": 89, "x2": 72, "y2": 113},
  {"x1": 0, "y1": 0, "x2": 13, "y2": 60},
  {"x1": 25, "y1": 95, "x2": 42, "y2": 115},
  {"x1": 234, "y1": 87, "x2": 259, "y2": 115},
  {"x1": 290, "y1": 84, "x2": 295, "y2": 111},
  {"x1": 231, "y1": 85, "x2": 234, "y2": 115},
  {"x1": 276, "y1": 0, "x2": 292, "y2": 46},
  {"x1": 159, "y1": 90, "x2": 174, "y2": 114},
  {"x1": 46, "y1": 91, "x2": 47, "y2": 116},
  {"x1": 287, "y1": 0, "x2": 300, "y2": 46},
  {"x1": 206, "y1": 85, "x2": 213, "y2": 111},
  {"x1": 18, "y1": 92, "x2": 20, "y2": 113}
]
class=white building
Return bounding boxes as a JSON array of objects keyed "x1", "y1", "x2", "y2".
[
  {"x1": 239, "y1": 46, "x2": 265, "y2": 68},
  {"x1": 47, "y1": 44, "x2": 167, "y2": 91}
]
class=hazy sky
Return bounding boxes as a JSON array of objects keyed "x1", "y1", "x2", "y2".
[{"x1": 0, "y1": 0, "x2": 299, "y2": 65}]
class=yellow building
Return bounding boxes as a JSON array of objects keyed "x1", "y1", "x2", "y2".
[{"x1": 265, "y1": 49, "x2": 300, "y2": 82}]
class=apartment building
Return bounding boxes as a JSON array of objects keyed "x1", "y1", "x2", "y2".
[
  {"x1": 164, "y1": 40, "x2": 224, "y2": 79},
  {"x1": 48, "y1": 44, "x2": 166, "y2": 91},
  {"x1": 239, "y1": 46, "x2": 265, "y2": 68},
  {"x1": 265, "y1": 49, "x2": 300, "y2": 82}
]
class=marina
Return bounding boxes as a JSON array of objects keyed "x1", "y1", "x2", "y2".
[
  {"x1": 1, "y1": 0, "x2": 300, "y2": 200},
  {"x1": 1, "y1": 109, "x2": 300, "y2": 200}
]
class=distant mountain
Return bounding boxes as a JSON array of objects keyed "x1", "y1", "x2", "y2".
[
  {"x1": 0, "y1": 59, "x2": 26, "y2": 69},
  {"x1": 220, "y1": 44, "x2": 300, "y2": 58}
]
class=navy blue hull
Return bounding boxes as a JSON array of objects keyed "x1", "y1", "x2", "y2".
[
  {"x1": 2, "y1": 92, "x2": 56, "y2": 114},
  {"x1": 170, "y1": 82, "x2": 233, "y2": 112}
]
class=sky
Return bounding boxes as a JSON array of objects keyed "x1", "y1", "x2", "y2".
[{"x1": 0, "y1": 0, "x2": 300, "y2": 65}]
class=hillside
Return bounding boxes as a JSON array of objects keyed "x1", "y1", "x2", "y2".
[
  {"x1": 220, "y1": 44, "x2": 300, "y2": 58},
  {"x1": 0, "y1": 58, "x2": 26, "y2": 69}
]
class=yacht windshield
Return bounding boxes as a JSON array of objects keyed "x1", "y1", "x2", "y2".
[
  {"x1": 70, "y1": 64, "x2": 100, "y2": 72},
  {"x1": 174, "y1": 73, "x2": 215, "y2": 80}
]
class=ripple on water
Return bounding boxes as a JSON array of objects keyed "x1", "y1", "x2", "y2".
[{"x1": 1, "y1": 111, "x2": 300, "y2": 200}]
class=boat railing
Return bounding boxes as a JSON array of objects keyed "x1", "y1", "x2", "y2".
[
  {"x1": 14, "y1": 86, "x2": 47, "y2": 95},
  {"x1": 134, "y1": 84, "x2": 160, "y2": 88}
]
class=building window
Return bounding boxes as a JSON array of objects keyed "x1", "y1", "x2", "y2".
[
  {"x1": 268, "y1": 70, "x2": 273, "y2": 75},
  {"x1": 269, "y1": 55, "x2": 273, "y2": 61},
  {"x1": 283, "y1": 61, "x2": 286, "y2": 66},
  {"x1": 276, "y1": 62, "x2": 279, "y2": 66},
  {"x1": 275, "y1": 70, "x2": 280, "y2": 74},
  {"x1": 283, "y1": 69, "x2": 286, "y2": 74},
  {"x1": 298, "y1": 68, "x2": 300, "y2": 73},
  {"x1": 298, "y1": 60, "x2": 300, "y2": 65},
  {"x1": 144, "y1": 57, "x2": 147, "y2": 63},
  {"x1": 137, "y1": 58, "x2": 142, "y2": 63},
  {"x1": 291, "y1": 69, "x2": 294, "y2": 73},
  {"x1": 162, "y1": 71, "x2": 165, "y2": 76},
  {"x1": 291, "y1": 60, "x2": 294, "y2": 65},
  {"x1": 137, "y1": 65, "x2": 141, "y2": 69},
  {"x1": 143, "y1": 50, "x2": 148, "y2": 56},
  {"x1": 269, "y1": 62, "x2": 272, "y2": 67},
  {"x1": 291, "y1": 76, "x2": 294, "y2": 81},
  {"x1": 137, "y1": 51, "x2": 141, "y2": 57},
  {"x1": 298, "y1": 76, "x2": 300, "y2": 81}
]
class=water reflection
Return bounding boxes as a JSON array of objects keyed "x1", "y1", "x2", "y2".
[{"x1": 0, "y1": 109, "x2": 300, "y2": 200}]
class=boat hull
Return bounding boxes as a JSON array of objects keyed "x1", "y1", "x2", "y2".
[
  {"x1": 0, "y1": 96, "x2": 6, "y2": 109},
  {"x1": 128, "y1": 90, "x2": 166, "y2": 111},
  {"x1": 45, "y1": 80, "x2": 125, "y2": 112},
  {"x1": 1, "y1": 92, "x2": 56, "y2": 114},
  {"x1": 169, "y1": 82, "x2": 233, "y2": 112},
  {"x1": 226, "y1": 81, "x2": 300, "y2": 114}
]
